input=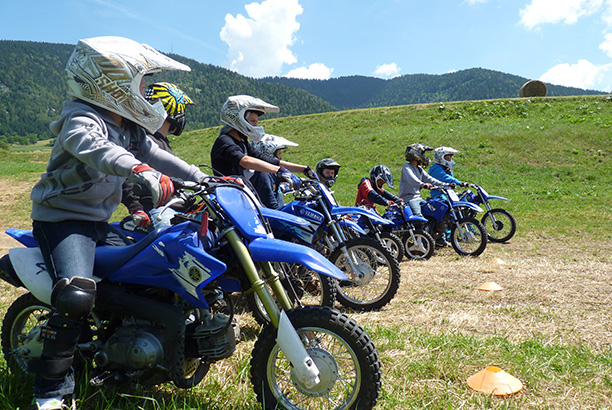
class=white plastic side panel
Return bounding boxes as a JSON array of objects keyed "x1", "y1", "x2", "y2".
[
  {"x1": 8, "y1": 248, "x2": 102, "y2": 306},
  {"x1": 9, "y1": 248, "x2": 53, "y2": 305}
]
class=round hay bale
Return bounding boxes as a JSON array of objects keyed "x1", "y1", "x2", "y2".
[{"x1": 519, "y1": 80, "x2": 547, "y2": 97}]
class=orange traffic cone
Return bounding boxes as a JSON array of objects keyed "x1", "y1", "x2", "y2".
[
  {"x1": 467, "y1": 366, "x2": 523, "y2": 396},
  {"x1": 478, "y1": 281, "x2": 503, "y2": 291}
]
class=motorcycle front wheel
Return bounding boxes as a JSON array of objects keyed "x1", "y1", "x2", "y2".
[
  {"x1": 403, "y1": 229, "x2": 435, "y2": 260},
  {"x1": 250, "y1": 306, "x2": 381, "y2": 410},
  {"x1": 450, "y1": 217, "x2": 488, "y2": 256},
  {"x1": 329, "y1": 237, "x2": 401, "y2": 311},
  {"x1": 1, "y1": 292, "x2": 51, "y2": 374},
  {"x1": 481, "y1": 208, "x2": 517, "y2": 243}
]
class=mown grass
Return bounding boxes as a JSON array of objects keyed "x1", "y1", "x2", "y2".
[{"x1": 0, "y1": 95, "x2": 611, "y2": 409}]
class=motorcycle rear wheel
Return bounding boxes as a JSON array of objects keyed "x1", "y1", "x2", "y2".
[
  {"x1": 481, "y1": 208, "x2": 516, "y2": 243},
  {"x1": 450, "y1": 217, "x2": 488, "y2": 256},
  {"x1": 379, "y1": 231, "x2": 404, "y2": 263},
  {"x1": 250, "y1": 306, "x2": 381, "y2": 410},
  {"x1": 329, "y1": 237, "x2": 401, "y2": 311}
]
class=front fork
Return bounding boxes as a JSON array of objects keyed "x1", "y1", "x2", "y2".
[{"x1": 224, "y1": 228, "x2": 321, "y2": 388}]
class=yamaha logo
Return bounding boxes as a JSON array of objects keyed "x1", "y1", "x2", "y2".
[{"x1": 188, "y1": 266, "x2": 202, "y2": 282}]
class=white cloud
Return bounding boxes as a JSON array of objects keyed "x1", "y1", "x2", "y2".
[
  {"x1": 539, "y1": 59, "x2": 612, "y2": 89},
  {"x1": 600, "y1": 32, "x2": 612, "y2": 56},
  {"x1": 284, "y1": 63, "x2": 333, "y2": 80},
  {"x1": 519, "y1": 0, "x2": 603, "y2": 29},
  {"x1": 219, "y1": 0, "x2": 303, "y2": 78},
  {"x1": 374, "y1": 63, "x2": 401, "y2": 78}
]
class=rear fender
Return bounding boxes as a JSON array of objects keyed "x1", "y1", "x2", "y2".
[{"x1": 248, "y1": 237, "x2": 348, "y2": 281}]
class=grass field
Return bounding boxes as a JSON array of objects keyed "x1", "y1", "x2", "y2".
[{"x1": 0, "y1": 95, "x2": 611, "y2": 409}]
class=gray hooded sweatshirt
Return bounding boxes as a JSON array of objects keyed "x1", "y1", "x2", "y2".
[{"x1": 31, "y1": 100, "x2": 206, "y2": 222}]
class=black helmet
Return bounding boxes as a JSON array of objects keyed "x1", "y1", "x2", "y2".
[
  {"x1": 405, "y1": 143, "x2": 434, "y2": 166},
  {"x1": 316, "y1": 158, "x2": 341, "y2": 187},
  {"x1": 369, "y1": 165, "x2": 394, "y2": 189},
  {"x1": 145, "y1": 82, "x2": 194, "y2": 136}
]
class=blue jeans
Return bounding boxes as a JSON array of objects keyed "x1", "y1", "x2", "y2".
[
  {"x1": 32, "y1": 220, "x2": 130, "y2": 398},
  {"x1": 149, "y1": 207, "x2": 179, "y2": 230},
  {"x1": 408, "y1": 198, "x2": 426, "y2": 217}
]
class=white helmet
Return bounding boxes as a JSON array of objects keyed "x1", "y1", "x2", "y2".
[
  {"x1": 65, "y1": 36, "x2": 191, "y2": 133},
  {"x1": 251, "y1": 134, "x2": 298, "y2": 157},
  {"x1": 220, "y1": 95, "x2": 279, "y2": 142},
  {"x1": 433, "y1": 146, "x2": 459, "y2": 169}
]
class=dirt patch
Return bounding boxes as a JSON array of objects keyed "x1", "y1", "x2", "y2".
[{"x1": 355, "y1": 237, "x2": 612, "y2": 352}]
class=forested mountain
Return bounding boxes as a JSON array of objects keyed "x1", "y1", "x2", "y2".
[
  {"x1": 261, "y1": 69, "x2": 606, "y2": 110},
  {"x1": 0, "y1": 40, "x2": 335, "y2": 145},
  {"x1": 0, "y1": 40, "x2": 606, "y2": 145}
]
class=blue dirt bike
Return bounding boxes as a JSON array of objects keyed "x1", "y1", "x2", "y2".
[
  {"x1": 379, "y1": 201, "x2": 436, "y2": 260},
  {"x1": 0, "y1": 177, "x2": 382, "y2": 410},
  {"x1": 345, "y1": 208, "x2": 405, "y2": 263},
  {"x1": 421, "y1": 187, "x2": 488, "y2": 256},
  {"x1": 458, "y1": 184, "x2": 517, "y2": 243},
  {"x1": 116, "y1": 206, "x2": 336, "y2": 327},
  {"x1": 267, "y1": 178, "x2": 401, "y2": 312}
]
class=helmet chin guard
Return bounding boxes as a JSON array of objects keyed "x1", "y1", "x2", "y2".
[
  {"x1": 65, "y1": 36, "x2": 191, "y2": 133},
  {"x1": 433, "y1": 146, "x2": 459, "y2": 169},
  {"x1": 370, "y1": 165, "x2": 394, "y2": 189}
]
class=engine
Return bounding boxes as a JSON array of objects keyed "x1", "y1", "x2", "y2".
[
  {"x1": 94, "y1": 325, "x2": 166, "y2": 370},
  {"x1": 188, "y1": 312, "x2": 238, "y2": 361},
  {"x1": 93, "y1": 312, "x2": 237, "y2": 373}
]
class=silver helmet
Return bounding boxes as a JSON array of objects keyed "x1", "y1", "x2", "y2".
[
  {"x1": 220, "y1": 95, "x2": 279, "y2": 142},
  {"x1": 65, "y1": 36, "x2": 191, "y2": 133},
  {"x1": 251, "y1": 134, "x2": 298, "y2": 157},
  {"x1": 433, "y1": 146, "x2": 459, "y2": 169}
]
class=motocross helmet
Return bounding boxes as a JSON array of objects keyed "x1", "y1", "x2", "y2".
[
  {"x1": 65, "y1": 36, "x2": 191, "y2": 134},
  {"x1": 251, "y1": 134, "x2": 298, "y2": 158},
  {"x1": 220, "y1": 95, "x2": 280, "y2": 143},
  {"x1": 405, "y1": 143, "x2": 434, "y2": 166},
  {"x1": 370, "y1": 164, "x2": 394, "y2": 189},
  {"x1": 145, "y1": 82, "x2": 194, "y2": 136},
  {"x1": 316, "y1": 158, "x2": 341, "y2": 187},
  {"x1": 433, "y1": 146, "x2": 459, "y2": 169}
]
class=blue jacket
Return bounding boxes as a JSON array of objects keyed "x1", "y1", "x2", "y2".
[{"x1": 428, "y1": 164, "x2": 462, "y2": 199}]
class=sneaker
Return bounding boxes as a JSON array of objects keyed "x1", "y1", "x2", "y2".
[{"x1": 30, "y1": 397, "x2": 76, "y2": 410}]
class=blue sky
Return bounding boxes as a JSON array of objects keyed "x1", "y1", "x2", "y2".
[{"x1": 3, "y1": 0, "x2": 612, "y2": 91}]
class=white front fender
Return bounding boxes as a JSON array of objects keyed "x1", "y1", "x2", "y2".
[{"x1": 276, "y1": 310, "x2": 320, "y2": 388}]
